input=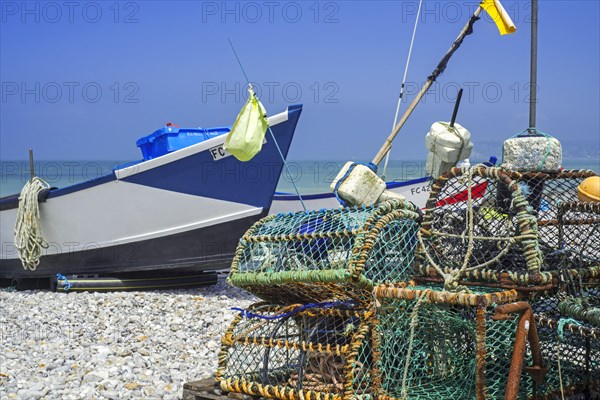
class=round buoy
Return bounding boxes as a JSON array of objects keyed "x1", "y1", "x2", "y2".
[{"x1": 578, "y1": 176, "x2": 600, "y2": 202}]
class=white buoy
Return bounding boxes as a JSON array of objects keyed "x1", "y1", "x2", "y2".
[
  {"x1": 425, "y1": 121, "x2": 473, "y2": 178},
  {"x1": 330, "y1": 162, "x2": 386, "y2": 206}
]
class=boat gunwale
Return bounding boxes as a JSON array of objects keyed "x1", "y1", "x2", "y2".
[
  {"x1": 272, "y1": 176, "x2": 431, "y2": 201},
  {"x1": 0, "y1": 107, "x2": 297, "y2": 209}
]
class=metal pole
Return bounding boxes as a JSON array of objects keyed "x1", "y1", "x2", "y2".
[
  {"x1": 449, "y1": 88, "x2": 464, "y2": 128},
  {"x1": 29, "y1": 148, "x2": 35, "y2": 179},
  {"x1": 528, "y1": 0, "x2": 538, "y2": 133}
]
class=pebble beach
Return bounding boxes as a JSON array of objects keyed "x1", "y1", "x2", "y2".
[{"x1": 0, "y1": 279, "x2": 255, "y2": 400}]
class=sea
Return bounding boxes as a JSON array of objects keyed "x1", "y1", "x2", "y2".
[{"x1": 0, "y1": 159, "x2": 598, "y2": 198}]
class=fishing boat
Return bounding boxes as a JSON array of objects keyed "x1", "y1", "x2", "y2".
[
  {"x1": 0, "y1": 105, "x2": 302, "y2": 279},
  {"x1": 270, "y1": 158, "x2": 497, "y2": 214},
  {"x1": 270, "y1": 177, "x2": 432, "y2": 214}
]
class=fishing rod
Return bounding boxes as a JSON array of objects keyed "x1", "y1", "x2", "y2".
[
  {"x1": 372, "y1": 6, "x2": 486, "y2": 166},
  {"x1": 227, "y1": 38, "x2": 307, "y2": 211},
  {"x1": 381, "y1": 0, "x2": 423, "y2": 181}
]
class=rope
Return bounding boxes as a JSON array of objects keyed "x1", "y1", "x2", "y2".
[
  {"x1": 419, "y1": 166, "x2": 488, "y2": 291},
  {"x1": 538, "y1": 135, "x2": 552, "y2": 171},
  {"x1": 559, "y1": 298, "x2": 600, "y2": 326},
  {"x1": 419, "y1": 166, "x2": 547, "y2": 288},
  {"x1": 231, "y1": 301, "x2": 355, "y2": 320},
  {"x1": 401, "y1": 290, "x2": 429, "y2": 398},
  {"x1": 228, "y1": 38, "x2": 306, "y2": 211},
  {"x1": 267, "y1": 126, "x2": 307, "y2": 211},
  {"x1": 459, "y1": 166, "x2": 476, "y2": 271},
  {"x1": 556, "y1": 317, "x2": 583, "y2": 400},
  {"x1": 14, "y1": 177, "x2": 50, "y2": 271},
  {"x1": 56, "y1": 273, "x2": 72, "y2": 291},
  {"x1": 228, "y1": 38, "x2": 251, "y2": 87}
]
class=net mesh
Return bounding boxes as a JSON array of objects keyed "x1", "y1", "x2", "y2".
[
  {"x1": 555, "y1": 202, "x2": 600, "y2": 273},
  {"x1": 534, "y1": 288, "x2": 600, "y2": 398},
  {"x1": 216, "y1": 167, "x2": 600, "y2": 400},
  {"x1": 216, "y1": 303, "x2": 373, "y2": 400},
  {"x1": 372, "y1": 283, "x2": 535, "y2": 400},
  {"x1": 520, "y1": 171, "x2": 595, "y2": 252},
  {"x1": 229, "y1": 199, "x2": 421, "y2": 303},
  {"x1": 416, "y1": 167, "x2": 598, "y2": 289}
]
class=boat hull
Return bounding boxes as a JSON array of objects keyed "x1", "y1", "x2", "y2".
[
  {"x1": 1, "y1": 211, "x2": 267, "y2": 279},
  {"x1": 269, "y1": 176, "x2": 432, "y2": 214}
]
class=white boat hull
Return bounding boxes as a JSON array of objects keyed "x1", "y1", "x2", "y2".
[{"x1": 269, "y1": 177, "x2": 432, "y2": 214}]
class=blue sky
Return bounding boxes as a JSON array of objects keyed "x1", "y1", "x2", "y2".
[{"x1": 1, "y1": 0, "x2": 599, "y2": 162}]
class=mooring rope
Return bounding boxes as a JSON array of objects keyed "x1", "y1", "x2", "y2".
[{"x1": 14, "y1": 177, "x2": 50, "y2": 271}]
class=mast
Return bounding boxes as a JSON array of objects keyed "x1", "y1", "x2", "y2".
[{"x1": 528, "y1": 0, "x2": 538, "y2": 133}]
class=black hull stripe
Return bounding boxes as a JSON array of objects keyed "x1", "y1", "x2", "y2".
[{"x1": 1, "y1": 211, "x2": 267, "y2": 279}]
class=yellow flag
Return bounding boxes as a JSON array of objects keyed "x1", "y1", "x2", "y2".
[
  {"x1": 481, "y1": 0, "x2": 516, "y2": 35},
  {"x1": 224, "y1": 86, "x2": 269, "y2": 162}
]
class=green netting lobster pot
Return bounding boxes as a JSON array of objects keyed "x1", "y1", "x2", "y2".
[
  {"x1": 534, "y1": 290, "x2": 600, "y2": 398},
  {"x1": 216, "y1": 303, "x2": 374, "y2": 400},
  {"x1": 372, "y1": 283, "x2": 542, "y2": 400},
  {"x1": 229, "y1": 199, "x2": 421, "y2": 304},
  {"x1": 417, "y1": 166, "x2": 552, "y2": 290}
]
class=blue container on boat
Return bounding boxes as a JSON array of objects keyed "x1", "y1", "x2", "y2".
[{"x1": 136, "y1": 125, "x2": 231, "y2": 160}]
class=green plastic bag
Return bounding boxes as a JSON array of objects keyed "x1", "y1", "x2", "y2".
[{"x1": 224, "y1": 86, "x2": 269, "y2": 162}]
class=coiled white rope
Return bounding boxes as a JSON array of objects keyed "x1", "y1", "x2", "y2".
[{"x1": 14, "y1": 177, "x2": 50, "y2": 270}]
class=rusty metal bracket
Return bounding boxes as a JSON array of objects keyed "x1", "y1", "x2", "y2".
[{"x1": 492, "y1": 302, "x2": 548, "y2": 400}]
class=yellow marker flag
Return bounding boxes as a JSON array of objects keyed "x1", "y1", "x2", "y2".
[
  {"x1": 481, "y1": 0, "x2": 516, "y2": 35},
  {"x1": 224, "y1": 86, "x2": 269, "y2": 162}
]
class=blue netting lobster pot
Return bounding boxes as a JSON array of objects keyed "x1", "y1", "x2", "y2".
[{"x1": 228, "y1": 199, "x2": 422, "y2": 304}]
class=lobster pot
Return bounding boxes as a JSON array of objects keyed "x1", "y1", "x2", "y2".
[
  {"x1": 501, "y1": 170, "x2": 598, "y2": 256},
  {"x1": 229, "y1": 199, "x2": 421, "y2": 304},
  {"x1": 372, "y1": 283, "x2": 534, "y2": 400},
  {"x1": 555, "y1": 201, "x2": 600, "y2": 273},
  {"x1": 417, "y1": 167, "x2": 549, "y2": 288},
  {"x1": 534, "y1": 290, "x2": 600, "y2": 398},
  {"x1": 216, "y1": 303, "x2": 373, "y2": 400}
]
